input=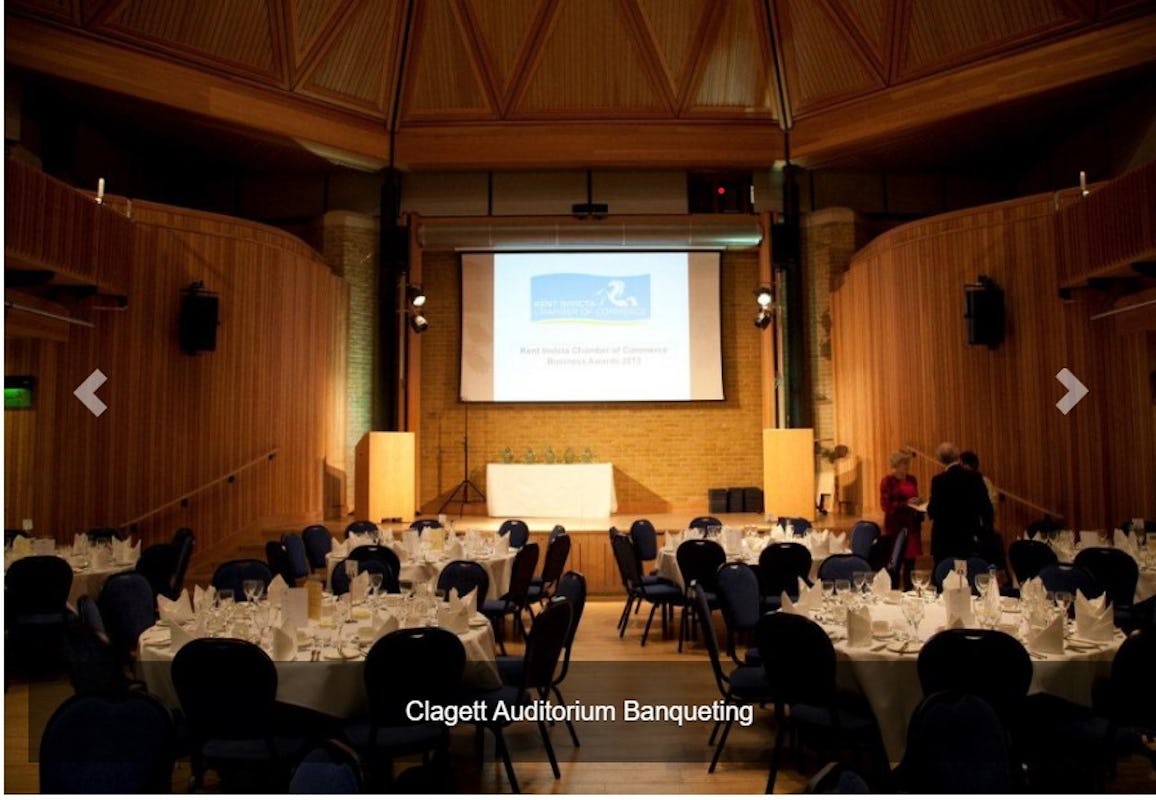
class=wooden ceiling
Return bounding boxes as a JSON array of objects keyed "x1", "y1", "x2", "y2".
[{"x1": 6, "y1": 0, "x2": 1156, "y2": 169}]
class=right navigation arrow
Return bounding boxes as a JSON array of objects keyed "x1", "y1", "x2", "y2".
[{"x1": 1055, "y1": 368, "x2": 1088, "y2": 415}]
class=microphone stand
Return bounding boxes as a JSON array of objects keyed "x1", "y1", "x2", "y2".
[{"x1": 438, "y1": 403, "x2": 486, "y2": 516}]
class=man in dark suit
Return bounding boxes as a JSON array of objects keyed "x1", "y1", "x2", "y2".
[{"x1": 927, "y1": 442, "x2": 994, "y2": 566}]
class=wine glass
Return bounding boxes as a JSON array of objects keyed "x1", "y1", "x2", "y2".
[
  {"x1": 852, "y1": 571, "x2": 870, "y2": 599},
  {"x1": 368, "y1": 571, "x2": 383, "y2": 598},
  {"x1": 974, "y1": 572, "x2": 993, "y2": 597},
  {"x1": 242, "y1": 579, "x2": 263, "y2": 605},
  {"x1": 911, "y1": 569, "x2": 930, "y2": 600},
  {"x1": 901, "y1": 595, "x2": 925, "y2": 643},
  {"x1": 345, "y1": 559, "x2": 359, "y2": 582},
  {"x1": 834, "y1": 579, "x2": 851, "y2": 609},
  {"x1": 1054, "y1": 590, "x2": 1073, "y2": 632}
]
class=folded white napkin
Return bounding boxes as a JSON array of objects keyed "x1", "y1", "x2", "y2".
[
  {"x1": 158, "y1": 589, "x2": 193, "y2": 625},
  {"x1": 350, "y1": 571, "x2": 370, "y2": 604},
  {"x1": 272, "y1": 625, "x2": 296, "y2": 661},
  {"x1": 193, "y1": 584, "x2": 211, "y2": 613},
  {"x1": 444, "y1": 538, "x2": 464, "y2": 561},
  {"x1": 90, "y1": 545, "x2": 110, "y2": 566},
  {"x1": 458, "y1": 586, "x2": 479, "y2": 614},
  {"x1": 829, "y1": 532, "x2": 847, "y2": 553},
  {"x1": 404, "y1": 528, "x2": 422, "y2": 554},
  {"x1": 330, "y1": 537, "x2": 348, "y2": 558},
  {"x1": 780, "y1": 591, "x2": 807, "y2": 617},
  {"x1": 373, "y1": 611, "x2": 400, "y2": 640},
  {"x1": 426, "y1": 528, "x2": 447, "y2": 550},
  {"x1": 665, "y1": 531, "x2": 683, "y2": 551},
  {"x1": 722, "y1": 527, "x2": 743, "y2": 554},
  {"x1": 11, "y1": 537, "x2": 32, "y2": 557},
  {"x1": 943, "y1": 588, "x2": 974, "y2": 627},
  {"x1": 493, "y1": 533, "x2": 510, "y2": 555},
  {"x1": 71, "y1": 534, "x2": 89, "y2": 554},
  {"x1": 942, "y1": 571, "x2": 967, "y2": 592},
  {"x1": 1020, "y1": 576, "x2": 1046, "y2": 605},
  {"x1": 438, "y1": 598, "x2": 470, "y2": 633},
  {"x1": 349, "y1": 532, "x2": 376, "y2": 549},
  {"x1": 809, "y1": 530, "x2": 830, "y2": 559},
  {"x1": 1074, "y1": 589, "x2": 1115, "y2": 642},
  {"x1": 112, "y1": 538, "x2": 139, "y2": 564},
  {"x1": 267, "y1": 574, "x2": 288, "y2": 606},
  {"x1": 1112, "y1": 529, "x2": 1138, "y2": 557},
  {"x1": 1029, "y1": 612, "x2": 1065, "y2": 654},
  {"x1": 846, "y1": 605, "x2": 873, "y2": 647},
  {"x1": 770, "y1": 524, "x2": 786, "y2": 541},
  {"x1": 782, "y1": 578, "x2": 822, "y2": 616},
  {"x1": 872, "y1": 569, "x2": 892, "y2": 595},
  {"x1": 169, "y1": 623, "x2": 194, "y2": 653}
]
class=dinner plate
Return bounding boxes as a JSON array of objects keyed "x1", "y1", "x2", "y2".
[{"x1": 469, "y1": 617, "x2": 490, "y2": 628}]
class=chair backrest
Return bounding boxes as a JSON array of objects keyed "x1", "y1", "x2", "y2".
[
  {"x1": 932, "y1": 556, "x2": 991, "y2": 594},
  {"x1": 538, "y1": 533, "x2": 571, "y2": 587},
  {"x1": 504, "y1": 542, "x2": 540, "y2": 603},
  {"x1": 755, "y1": 611, "x2": 837, "y2": 707},
  {"x1": 692, "y1": 581, "x2": 732, "y2": 698},
  {"x1": 437, "y1": 560, "x2": 490, "y2": 606},
  {"x1": 916, "y1": 628, "x2": 1032, "y2": 720},
  {"x1": 1037, "y1": 562, "x2": 1103, "y2": 600},
  {"x1": 5, "y1": 528, "x2": 29, "y2": 547},
  {"x1": 330, "y1": 558, "x2": 393, "y2": 596},
  {"x1": 887, "y1": 529, "x2": 909, "y2": 577},
  {"x1": 86, "y1": 527, "x2": 122, "y2": 544},
  {"x1": 135, "y1": 544, "x2": 178, "y2": 602},
  {"x1": 97, "y1": 571, "x2": 156, "y2": 659},
  {"x1": 676, "y1": 538, "x2": 726, "y2": 594},
  {"x1": 1025, "y1": 516, "x2": 1062, "y2": 537},
  {"x1": 781, "y1": 516, "x2": 812, "y2": 536},
  {"x1": 548, "y1": 524, "x2": 567, "y2": 545},
  {"x1": 1073, "y1": 547, "x2": 1139, "y2": 608},
  {"x1": 290, "y1": 741, "x2": 362, "y2": 793},
  {"x1": 302, "y1": 524, "x2": 333, "y2": 569},
  {"x1": 264, "y1": 541, "x2": 297, "y2": 587},
  {"x1": 520, "y1": 599, "x2": 572, "y2": 692},
  {"x1": 39, "y1": 692, "x2": 176, "y2": 793},
  {"x1": 345, "y1": 520, "x2": 379, "y2": 536},
  {"x1": 610, "y1": 532, "x2": 643, "y2": 592},
  {"x1": 349, "y1": 544, "x2": 402, "y2": 589},
  {"x1": 805, "y1": 762, "x2": 871, "y2": 793},
  {"x1": 67, "y1": 596, "x2": 124, "y2": 696},
  {"x1": 688, "y1": 516, "x2": 723, "y2": 535},
  {"x1": 170, "y1": 529, "x2": 195, "y2": 598},
  {"x1": 172, "y1": 637, "x2": 278, "y2": 740},
  {"x1": 364, "y1": 627, "x2": 466, "y2": 725},
  {"x1": 758, "y1": 542, "x2": 814, "y2": 598},
  {"x1": 816, "y1": 554, "x2": 872, "y2": 583},
  {"x1": 1107, "y1": 626, "x2": 1156, "y2": 727},
  {"x1": 5, "y1": 555, "x2": 73, "y2": 615},
  {"x1": 498, "y1": 519, "x2": 530, "y2": 548},
  {"x1": 281, "y1": 533, "x2": 311, "y2": 579},
  {"x1": 410, "y1": 518, "x2": 443, "y2": 534},
  {"x1": 1121, "y1": 519, "x2": 1156, "y2": 534},
  {"x1": 1008, "y1": 538, "x2": 1058, "y2": 584},
  {"x1": 629, "y1": 519, "x2": 659, "y2": 561},
  {"x1": 716, "y1": 562, "x2": 762, "y2": 633},
  {"x1": 553, "y1": 571, "x2": 587, "y2": 658},
  {"x1": 897, "y1": 690, "x2": 1015, "y2": 793},
  {"x1": 849, "y1": 521, "x2": 879, "y2": 560},
  {"x1": 211, "y1": 558, "x2": 274, "y2": 600}
]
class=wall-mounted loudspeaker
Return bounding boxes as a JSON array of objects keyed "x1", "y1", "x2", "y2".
[
  {"x1": 688, "y1": 171, "x2": 753, "y2": 214},
  {"x1": 964, "y1": 276, "x2": 1004, "y2": 348},
  {"x1": 179, "y1": 283, "x2": 219, "y2": 354},
  {"x1": 380, "y1": 226, "x2": 410, "y2": 271}
]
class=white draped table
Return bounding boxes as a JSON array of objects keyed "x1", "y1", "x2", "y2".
[
  {"x1": 486, "y1": 462, "x2": 617, "y2": 518},
  {"x1": 325, "y1": 545, "x2": 516, "y2": 598}
]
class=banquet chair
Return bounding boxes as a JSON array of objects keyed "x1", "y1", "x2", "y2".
[
  {"x1": 482, "y1": 542, "x2": 539, "y2": 655},
  {"x1": 469, "y1": 599, "x2": 573, "y2": 792},
  {"x1": 610, "y1": 532, "x2": 682, "y2": 646},
  {"x1": 345, "y1": 520, "x2": 379, "y2": 536},
  {"x1": 498, "y1": 519, "x2": 530, "y2": 548},
  {"x1": 692, "y1": 581, "x2": 775, "y2": 772},
  {"x1": 548, "y1": 523, "x2": 567, "y2": 545},
  {"x1": 343, "y1": 627, "x2": 465, "y2": 789},
  {"x1": 689, "y1": 516, "x2": 723, "y2": 535},
  {"x1": 630, "y1": 519, "x2": 660, "y2": 566},
  {"x1": 755, "y1": 611, "x2": 886, "y2": 793},
  {"x1": 715, "y1": 562, "x2": 764, "y2": 667},
  {"x1": 676, "y1": 538, "x2": 726, "y2": 652},
  {"x1": 1008, "y1": 538, "x2": 1058, "y2": 585},
  {"x1": 805, "y1": 761, "x2": 871, "y2": 793},
  {"x1": 172, "y1": 637, "x2": 305, "y2": 791},
  {"x1": 437, "y1": 560, "x2": 490, "y2": 606},
  {"x1": 527, "y1": 531, "x2": 571, "y2": 606},
  {"x1": 171, "y1": 527, "x2": 195, "y2": 598},
  {"x1": 67, "y1": 595, "x2": 140, "y2": 695},
  {"x1": 97, "y1": 571, "x2": 157, "y2": 667},
  {"x1": 281, "y1": 533, "x2": 312, "y2": 582},
  {"x1": 1094, "y1": 626, "x2": 1156, "y2": 752},
  {"x1": 289, "y1": 740, "x2": 363, "y2": 793},
  {"x1": 758, "y1": 541, "x2": 813, "y2": 611},
  {"x1": 349, "y1": 545, "x2": 402, "y2": 592},
  {"x1": 781, "y1": 516, "x2": 813, "y2": 536},
  {"x1": 1037, "y1": 563, "x2": 1104, "y2": 603},
  {"x1": 39, "y1": 691, "x2": 177, "y2": 793},
  {"x1": 302, "y1": 524, "x2": 333, "y2": 569},
  {"x1": 1074, "y1": 547, "x2": 1140, "y2": 628},
  {"x1": 916, "y1": 628, "x2": 1032, "y2": 724},
  {"x1": 816, "y1": 554, "x2": 872, "y2": 583},
  {"x1": 5, "y1": 555, "x2": 74, "y2": 666},
  {"x1": 931, "y1": 556, "x2": 992, "y2": 594},
  {"x1": 892, "y1": 690, "x2": 1017, "y2": 793},
  {"x1": 86, "y1": 526, "x2": 123, "y2": 544},
  {"x1": 212, "y1": 558, "x2": 274, "y2": 601},
  {"x1": 1120, "y1": 519, "x2": 1156, "y2": 534},
  {"x1": 410, "y1": 518, "x2": 443, "y2": 534},
  {"x1": 135, "y1": 543, "x2": 179, "y2": 602},
  {"x1": 330, "y1": 557, "x2": 394, "y2": 596},
  {"x1": 849, "y1": 521, "x2": 879, "y2": 561},
  {"x1": 265, "y1": 541, "x2": 297, "y2": 587}
]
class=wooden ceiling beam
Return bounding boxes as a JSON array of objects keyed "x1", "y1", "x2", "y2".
[
  {"x1": 790, "y1": 14, "x2": 1156, "y2": 164},
  {"x1": 6, "y1": 15, "x2": 390, "y2": 165}
]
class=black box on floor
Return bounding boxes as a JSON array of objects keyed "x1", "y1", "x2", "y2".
[
  {"x1": 708, "y1": 489, "x2": 728, "y2": 514},
  {"x1": 742, "y1": 486, "x2": 764, "y2": 513},
  {"x1": 726, "y1": 487, "x2": 745, "y2": 512}
]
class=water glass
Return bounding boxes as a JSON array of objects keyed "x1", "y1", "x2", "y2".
[
  {"x1": 852, "y1": 571, "x2": 870, "y2": 597},
  {"x1": 834, "y1": 579, "x2": 851, "y2": 607},
  {"x1": 974, "y1": 572, "x2": 993, "y2": 596},
  {"x1": 911, "y1": 569, "x2": 930, "y2": 599},
  {"x1": 901, "y1": 595, "x2": 925, "y2": 642},
  {"x1": 345, "y1": 559, "x2": 359, "y2": 581},
  {"x1": 242, "y1": 579, "x2": 263, "y2": 604}
]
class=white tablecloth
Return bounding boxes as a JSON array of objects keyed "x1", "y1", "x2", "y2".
[
  {"x1": 137, "y1": 612, "x2": 501, "y2": 719},
  {"x1": 326, "y1": 545, "x2": 516, "y2": 598},
  {"x1": 816, "y1": 598, "x2": 1120, "y2": 761},
  {"x1": 486, "y1": 462, "x2": 617, "y2": 517},
  {"x1": 5, "y1": 549, "x2": 136, "y2": 607},
  {"x1": 655, "y1": 535, "x2": 840, "y2": 590}
]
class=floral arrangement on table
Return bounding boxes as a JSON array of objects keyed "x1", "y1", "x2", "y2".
[{"x1": 497, "y1": 447, "x2": 596, "y2": 464}]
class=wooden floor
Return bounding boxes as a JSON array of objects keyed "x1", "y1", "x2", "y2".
[{"x1": 6, "y1": 600, "x2": 1156, "y2": 793}]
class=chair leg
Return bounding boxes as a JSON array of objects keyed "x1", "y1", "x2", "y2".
[
  {"x1": 552, "y1": 686, "x2": 580, "y2": 747},
  {"x1": 641, "y1": 603, "x2": 659, "y2": 646},
  {"x1": 678, "y1": 604, "x2": 688, "y2": 652},
  {"x1": 709, "y1": 719, "x2": 734, "y2": 773},
  {"x1": 708, "y1": 718, "x2": 723, "y2": 745},
  {"x1": 618, "y1": 597, "x2": 633, "y2": 636},
  {"x1": 493, "y1": 727, "x2": 520, "y2": 793},
  {"x1": 537, "y1": 720, "x2": 562, "y2": 779},
  {"x1": 767, "y1": 716, "x2": 786, "y2": 794}
]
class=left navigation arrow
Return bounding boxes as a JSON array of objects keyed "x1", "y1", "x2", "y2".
[{"x1": 74, "y1": 369, "x2": 108, "y2": 417}]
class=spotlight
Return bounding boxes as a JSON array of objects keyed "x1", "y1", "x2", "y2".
[
  {"x1": 754, "y1": 309, "x2": 773, "y2": 329},
  {"x1": 754, "y1": 286, "x2": 773, "y2": 307},
  {"x1": 409, "y1": 313, "x2": 428, "y2": 333},
  {"x1": 406, "y1": 285, "x2": 426, "y2": 308}
]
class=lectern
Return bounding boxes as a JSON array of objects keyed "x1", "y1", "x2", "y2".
[
  {"x1": 762, "y1": 428, "x2": 816, "y2": 519},
  {"x1": 354, "y1": 432, "x2": 415, "y2": 522}
]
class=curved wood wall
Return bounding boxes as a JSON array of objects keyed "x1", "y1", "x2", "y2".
[
  {"x1": 4, "y1": 174, "x2": 347, "y2": 570},
  {"x1": 832, "y1": 178, "x2": 1155, "y2": 540}
]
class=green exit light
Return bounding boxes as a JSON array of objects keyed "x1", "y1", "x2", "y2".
[{"x1": 4, "y1": 388, "x2": 33, "y2": 410}]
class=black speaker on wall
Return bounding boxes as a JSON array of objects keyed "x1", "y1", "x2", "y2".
[
  {"x1": 179, "y1": 283, "x2": 219, "y2": 354},
  {"x1": 964, "y1": 276, "x2": 1004, "y2": 348}
]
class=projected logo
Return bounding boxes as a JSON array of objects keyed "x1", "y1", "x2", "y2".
[{"x1": 530, "y1": 274, "x2": 651, "y2": 322}]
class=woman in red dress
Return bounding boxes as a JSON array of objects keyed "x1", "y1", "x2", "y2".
[{"x1": 879, "y1": 451, "x2": 922, "y2": 589}]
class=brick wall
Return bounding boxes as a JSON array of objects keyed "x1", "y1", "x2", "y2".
[{"x1": 417, "y1": 250, "x2": 765, "y2": 512}]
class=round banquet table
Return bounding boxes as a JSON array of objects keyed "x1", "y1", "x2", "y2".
[
  {"x1": 655, "y1": 535, "x2": 843, "y2": 590},
  {"x1": 812, "y1": 595, "x2": 1121, "y2": 762},
  {"x1": 5, "y1": 549, "x2": 137, "y2": 607},
  {"x1": 137, "y1": 608, "x2": 501, "y2": 719},
  {"x1": 326, "y1": 544, "x2": 516, "y2": 598}
]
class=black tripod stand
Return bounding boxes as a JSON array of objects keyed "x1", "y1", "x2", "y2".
[{"x1": 438, "y1": 404, "x2": 486, "y2": 516}]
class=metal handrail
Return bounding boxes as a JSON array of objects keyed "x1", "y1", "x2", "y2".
[
  {"x1": 118, "y1": 448, "x2": 278, "y2": 532},
  {"x1": 903, "y1": 445, "x2": 1064, "y2": 520}
]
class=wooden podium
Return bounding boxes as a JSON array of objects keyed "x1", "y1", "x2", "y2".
[
  {"x1": 762, "y1": 428, "x2": 816, "y2": 519},
  {"x1": 354, "y1": 432, "x2": 415, "y2": 522}
]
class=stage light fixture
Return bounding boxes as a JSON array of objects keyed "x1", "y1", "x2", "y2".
[
  {"x1": 754, "y1": 286, "x2": 773, "y2": 307},
  {"x1": 754, "y1": 286, "x2": 773, "y2": 329},
  {"x1": 754, "y1": 309, "x2": 773, "y2": 329},
  {"x1": 406, "y1": 284, "x2": 427, "y2": 308},
  {"x1": 409, "y1": 313, "x2": 429, "y2": 333}
]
